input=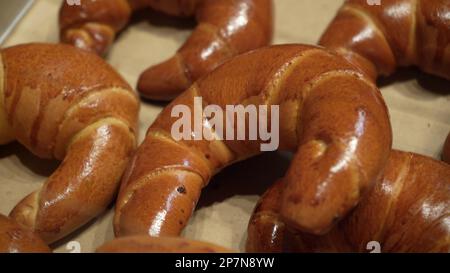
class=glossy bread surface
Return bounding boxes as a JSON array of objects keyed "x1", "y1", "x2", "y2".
[
  {"x1": 59, "y1": 0, "x2": 274, "y2": 101},
  {"x1": 247, "y1": 150, "x2": 450, "y2": 253},
  {"x1": 0, "y1": 214, "x2": 50, "y2": 253},
  {"x1": 114, "y1": 44, "x2": 392, "y2": 237}
]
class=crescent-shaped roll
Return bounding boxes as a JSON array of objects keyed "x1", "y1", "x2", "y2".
[
  {"x1": 0, "y1": 43, "x2": 139, "y2": 244},
  {"x1": 114, "y1": 44, "x2": 392, "y2": 238},
  {"x1": 59, "y1": 0, "x2": 273, "y2": 101},
  {"x1": 246, "y1": 151, "x2": 450, "y2": 253},
  {"x1": 319, "y1": 0, "x2": 450, "y2": 171},
  {"x1": 0, "y1": 214, "x2": 51, "y2": 253},
  {"x1": 443, "y1": 133, "x2": 450, "y2": 164}
]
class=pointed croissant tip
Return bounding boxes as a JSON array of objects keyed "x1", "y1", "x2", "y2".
[{"x1": 137, "y1": 55, "x2": 191, "y2": 101}]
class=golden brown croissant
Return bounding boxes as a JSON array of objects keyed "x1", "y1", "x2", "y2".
[
  {"x1": 319, "y1": 0, "x2": 450, "y2": 168},
  {"x1": 246, "y1": 150, "x2": 450, "y2": 253},
  {"x1": 0, "y1": 214, "x2": 51, "y2": 253},
  {"x1": 59, "y1": 0, "x2": 273, "y2": 101},
  {"x1": 319, "y1": 0, "x2": 450, "y2": 81},
  {"x1": 97, "y1": 236, "x2": 233, "y2": 253},
  {"x1": 0, "y1": 43, "x2": 139, "y2": 244},
  {"x1": 114, "y1": 44, "x2": 392, "y2": 238}
]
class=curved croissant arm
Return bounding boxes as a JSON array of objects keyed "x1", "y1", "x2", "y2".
[
  {"x1": 319, "y1": 0, "x2": 450, "y2": 81},
  {"x1": 443, "y1": 133, "x2": 450, "y2": 164},
  {"x1": 96, "y1": 236, "x2": 233, "y2": 253},
  {"x1": 59, "y1": 0, "x2": 273, "y2": 101},
  {"x1": 59, "y1": 0, "x2": 205, "y2": 56},
  {"x1": 320, "y1": 0, "x2": 450, "y2": 177},
  {"x1": 0, "y1": 214, "x2": 51, "y2": 253},
  {"x1": 247, "y1": 150, "x2": 450, "y2": 253},
  {"x1": 59, "y1": 0, "x2": 133, "y2": 56},
  {"x1": 114, "y1": 44, "x2": 392, "y2": 237},
  {"x1": 0, "y1": 43, "x2": 139, "y2": 244},
  {"x1": 137, "y1": 0, "x2": 273, "y2": 100}
]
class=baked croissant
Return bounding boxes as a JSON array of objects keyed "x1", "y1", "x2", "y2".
[
  {"x1": 0, "y1": 43, "x2": 139, "y2": 244},
  {"x1": 0, "y1": 214, "x2": 51, "y2": 253},
  {"x1": 59, "y1": 0, "x2": 273, "y2": 101},
  {"x1": 114, "y1": 44, "x2": 392, "y2": 238},
  {"x1": 97, "y1": 236, "x2": 233, "y2": 253},
  {"x1": 319, "y1": 0, "x2": 450, "y2": 162},
  {"x1": 246, "y1": 150, "x2": 450, "y2": 253}
]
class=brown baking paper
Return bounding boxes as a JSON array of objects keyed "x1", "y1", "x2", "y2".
[{"x1": 1, "y1": 0, "x2": 449, "y2": 253}]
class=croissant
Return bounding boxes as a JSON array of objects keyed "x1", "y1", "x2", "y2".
[
  {"x1": 97, "y1": 236, "x2": 233, "y2": 253},
  {"x1": 319, "y1": 0, "x2": 450, "y2": 81},
  {"x1": 0, "y1": 214, "x2": 51, "y2": 253},
  {"x1": 59, "y1": 0, "x2": 273, "y2": 101},
  {"x1": 319, "y1": 0, "x2": 450, "y2": 167},
  {"x1": 0, "y1": 43, "x2": 139, "y2": 244},
  {"x1": 246, "y1": 150, "x2": 450, "y2": 253},
  {"x1": 114, "y1": 44, "x2": 392, "y2": 238}
]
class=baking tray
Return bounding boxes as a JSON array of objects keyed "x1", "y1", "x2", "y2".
[{"x1": 1, "y1": 0, "x2": 449, "y2": 253}]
